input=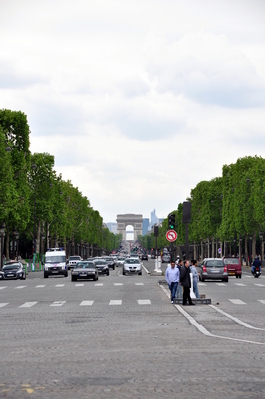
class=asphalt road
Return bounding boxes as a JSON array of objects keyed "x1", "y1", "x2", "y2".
[{"x1": 0, "y1": 259, "x2": 265, "y2": 398}]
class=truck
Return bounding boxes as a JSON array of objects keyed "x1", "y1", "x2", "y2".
[{"x1": 43, "y1": 248, "x2": 68, "y2": 278}]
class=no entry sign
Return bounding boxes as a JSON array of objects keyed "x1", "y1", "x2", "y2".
[{"x1": 166, "y1": 230, "x2": 177, "y2": 242}]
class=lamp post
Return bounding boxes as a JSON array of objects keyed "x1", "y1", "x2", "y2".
[
  {"x1": 259, "y1": 232, "x2": 263, "y2": 265},
  {"x1": 239, "y1": 235, "x2": 242, "y2": 265},
  {"x1": 15, "y1": 231, "x2": 19, "y2": 260},
  {"x1": 249, "y1": 235, "x2": 252, "y2": 266},
  {"x1": 0, "y1": 223, "x2": 5, "y2": 268},
  {"x1": 233, "y1": 237, "x2": 237, "y2": 257},
  {"x1": 32, "y1": 163, "x2": 37, "y2": 261}
]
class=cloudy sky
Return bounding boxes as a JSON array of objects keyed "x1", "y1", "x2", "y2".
[{"x1": 1, "y1": 0, "x2": 265, "y2": 224}]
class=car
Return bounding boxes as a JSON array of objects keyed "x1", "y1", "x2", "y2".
[
  {"x1": 93, "y1": 259, "x2": 110, "y2": 276},
  {"x1": 0, "y1": 261, "x2": 26, "y2": 280},
  {"x1": 43, "y1": 248, "x2": 68, "y2": 278},
  {"x1": 162, "y1": 253, "x2": 171, "y2": 263},
  {"x1": 222, "y1": 257, "x2": 242, "y2": 278},
  {"x1": 123, "y1": 258, "x2": 142, "y2": 275},
  {"x1": 141, "y1": 253, "x2": 148, "y2": 261},
  {"x1": 66, "y1": 255, "x2": 82, "y2": 270},
  {"x1": 102, "y1": 256, "x2": 116, "y2": 270},
  {"x1": 71, "y1": 261, "x2": 98, "y2": 281},
  {"x1": 116, "y1": 257, "x2": 126, "y2": 267},
  {"x1": 198, "y1": 258, "x2": 228, "y2": 282}
]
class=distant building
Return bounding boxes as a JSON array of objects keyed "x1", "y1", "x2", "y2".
[
  {"x1": 150, "y1": 209, "x2": 159, "y2": 228},
  {"x1": 142, "y1": 218, "x2": 149, "y2": 236},
  {"x1": 106, "y1": 223, "x2": 117, "y2": 234}
]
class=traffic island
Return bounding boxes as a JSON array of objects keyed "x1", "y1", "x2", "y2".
[{"x1": 158, "y1": 280, "x2": 211, "y2": 304}]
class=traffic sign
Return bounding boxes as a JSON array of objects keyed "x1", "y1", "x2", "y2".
[{"x1": 166, "y1": 230, "x2": 177, "y2": 242}]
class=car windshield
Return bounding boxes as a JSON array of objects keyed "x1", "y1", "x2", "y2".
[
  {"x1": 125, "y1": 259, "x2": 140, "y2": 264},
  {"x1": 94, "y1": 261, "x2": 107, "y2": 265},
  {"x1": 69, "y1": 256, "x2": 80, "y2": 260},
  {"x1": 206, "y1": 260, "x2": 224, "y2": 267},
  {"x1": 75, "y1": 262, "x2": 94, "y2": 269},
  {"x1": 45, "y1": 255, "x2": 66, "y2": 263},
  {"x1": 3, "y1": 265, "x2": 20, "y2": 270},
  {"x1": 224, "y1": 258, "x2": 240, "y2": 265}
]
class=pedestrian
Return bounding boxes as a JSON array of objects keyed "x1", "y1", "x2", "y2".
[
  {"x1": 190, "y1": 259, "x2": 200, "y2": 299},
  {"x1": 176, "y1": 258, "x2": 183, "y2": 299},
  {"x1": 165, "y1": 260, "x2": 180, "y2": 304},
  {"x1": 179, "y1": 260, "x2": 195, "y2": 306}
]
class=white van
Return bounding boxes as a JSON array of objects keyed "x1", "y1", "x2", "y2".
[{"x1": 44, "y1": 248, "x2": 68, "y2": 278}]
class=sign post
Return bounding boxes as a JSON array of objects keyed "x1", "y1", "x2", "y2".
[{"x1": 166, "y1": 230, "x2": 177, "y2": 262}]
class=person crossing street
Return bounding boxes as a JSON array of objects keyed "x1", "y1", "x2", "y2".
[{"x1": 165, "y1": 260, "x2": 180, "y2": 303}]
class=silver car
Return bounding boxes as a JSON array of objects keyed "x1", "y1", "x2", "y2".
[
  {"x1": 123, "y1": 258, "x2": 142, "y2": 275},
  {"x1": 198, "y1": 258, "x2": 228, "y2": 282},
  {"x1": 71, "y1": 261, "x2": 98, "y2": 281}
]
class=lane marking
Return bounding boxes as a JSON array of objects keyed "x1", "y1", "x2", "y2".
[
  {"x1": 135, "y1": 283, "x2": 144, "y2": 285},
  {"x1": 229, "y1": 299, "x2": 246, "y2": 304},
  {"x1": 0, "y1": 287, "x2": 7, "y2": 290},
  {"x1": 215, "y1": 283, "x2": 226, "y2": 286},
  {"x1": 138, "y1": 300, "x2": 151, "y2": 305},
  {"x1": 19, "y1": 302, "x2": 38, "y2": 308},
  {"x1": 258, "y1": 300, "x2": 265, "y2": 304},
  {"x1": 198, "y1": 283, "x2": 206, "y2": 286},
  {"x1": 114, "y1": 283, "x2": 123, "y2": 286},
  {"x1": 36, "y1": 285, "x2": 45, "y2": 288},
  {"x1": 109, "y1": 300, "x2": 122, "y2": 305},
  {"x1": 254, "y1": 284, "x2": 265, "y2": 287},
  {"x1": 55, "y1": 284, "x2": 65, "y2": 287},
  {"x1": 210, "y1": 304, "x2": 265, "y2": 330},
  {"x1": 75, "y1": 284, "x2": 84, "y2": 286},
  {"x1": 235, "y1": 283, "x2": 247, "y2": 286},
  {"x1": 14, "y1": 286, "x2": 26, "y2": 289},
  {"x1": 0, "y1": 303, "x2": 9, "y2": 307},
  {"x1": 95, "y1": 283, "x2": 103, "y2": 286},
  {"x1": 80, "y1": 300, "x2": 94, "y2": 306},
  {"x1": 159, "y1": 284, "x2": 265, "y2": 345},
  {"x1": 50, "y1": 301, "x2": 66, "y2": 307}
]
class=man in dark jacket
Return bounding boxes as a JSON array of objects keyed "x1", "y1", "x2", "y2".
[{"x1": 180, "y1": 260, "x2": 195, "y2": 306}]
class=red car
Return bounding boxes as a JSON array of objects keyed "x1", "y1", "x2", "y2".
[{"x1": 223, "y1": 257, "x2": 242, "y2": 279}]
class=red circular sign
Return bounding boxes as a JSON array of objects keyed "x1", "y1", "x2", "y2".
[{"x1": 166, "y1": 230, "x2": 177, "y2": 242}]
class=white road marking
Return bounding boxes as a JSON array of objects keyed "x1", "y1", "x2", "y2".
[
  {"x1": 258, "y1": 300, "x2": 265, "y2": 304},
  {"x1": 0, "y1": 303, "x2": 9, "y2": 307},
  {"x1": 135, "y1": 283, "x2": 144, "y2": 285},
  {"x1": 50, "y1": 301, "x2": 66, "y2": 307},
  {"x1": 109, "y1": 300, "x2": 122, "y2": 305},
  {"x1": 14, "y1": 286, "x2": 26, "y2": 289},
  {"x1": 55, "y1": 284, "x2": 65, "y2": 287},
  {"x1": 229, "y1": 299, "x2": 246, "y2": 304},
  {"x1": 114, "y1": 283, "x2": 123, "y2": 286},
  {"x1": 210, "y1": 304, "x2": 265, "y2": 330},
  {"x1": 198, "y1": 283, "x2": 206, "y2": 286},
  {"x1": 36, "y1": 285, "x2": 45, "y2": 288},
  {"x1": 75, "y1": 284, "x2": 84, "y2": 286},
  {"x1": 254, "y1": 284, "x2": 265, "y2": 287},
  {"x1": 215, "y1": 283, "x2": 226, "y2": 286},
  {"x1": 19, "y1": 302, "x2": 38, "y2": 308},
  {"x1": 80, "y1": 301, "x2": 94, "y2": 306},
  {"x1": 0, "y1": 287, "x2": 7, "y2": 290},
  {"x1": 235, "y1": 283, "x2": 247, "y2": 286},
  {"x1": 138, "y1": 300, "x2": 151, "y2": 305},
  {"x1": 95, "y1": 283, "x2": 103, "y2": 286}
]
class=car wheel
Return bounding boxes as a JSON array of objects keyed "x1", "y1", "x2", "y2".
[
  {"x1": 239, "y1": 275, "x2": 242, "y2": 279},
  {"x1": 93, "y1": 275, "x2": 97, "y2": 281},
  {"x1": 71, "y1": 276, "x2": 76, "y2": 282},
  {"x1": 201, "y1": 276, "x2": 204, "y2": 282},
  {"x1": 123, "y1": 270, "x2": 125, "y2": 275},
  {"x1": 138, "y1": 271, "x2": 142, "y2": 275},
  {"x1": 107, "y1": 270, "x2": 110, "y2": 276},
  {"x1": 24, "y1": 273, "x2": 26, "y2": 280},
  {"x1": 44, "y1": 272, "x2": 48, "y2": 278},
  {"x1": 65, "y1": 271, "x2": 68, "y2": 277},
  {"x1": 224, "y1": 278, "x2": 228, "y2": 283},
  {"x1": 113, "y1": 265, "x2": 115, "y2": 270}
]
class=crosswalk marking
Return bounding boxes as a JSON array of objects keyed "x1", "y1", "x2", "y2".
[
  {"x1": 254, "y1": 284, "x2": 265, "y2": 287},
  {"x1": 135, "y1": 283, "x2": 144, "y2": 286},
  {"x1": 75, "y1": 284, "x2": 84, "y2": 286},
  {"x1": 50, "y1": 301, "x2": 66, "y2": 307},
  {"x1": 55, "y1": 284, "x2": 65, "y2": 288},
  {"x1": 215, "y1": 283, "x2": 227, "y2": 286},
  {"x1": 229, "y1": 299, "x2": 246, "y2": 305},
  {"x1": 138, "y1": 300, "x2": 151, "y2": 305},
  {"x1": 80, "y1": 300, "x2": 94, "y2": 306},
  {"x1": 0, "y1": 287, "x2": 6, "y2": 290},
  {"x1": 95, "y1": 283, "x2": 103, "y2": 286},
  {"x1": 114, "y1": 283, "x2": 123, "y2": 286},
  {"x1": 36, "y1": 285, "x2": 45, "y2": 288},
  {"x1": 235, "y1": 283, "x2": 247, "y2": 286},
  {"x1": 19, "y1": 302, "x2": 38, "y2": 308},
  {"x1": 109, "y1": 300, "x2": 122, "y2": 305},
  {"x1": 258, "y1": 300, "x2": 265, "y2": 304},
  {"x1": 14, "y1": 286, "x2": 26, "y2": 289},
  {"x1": 198, "y1": 283, "x2": 206, "y2": 286},
  {"x1": 0, "y1": 303, "x2": 9, "y2": 307}
]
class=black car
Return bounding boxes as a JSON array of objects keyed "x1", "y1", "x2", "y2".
[
  {"x1": 93, "y1": 259, "x2": 110, "y2": 275},
  {"x1": 141, "y1": 253, "x2": 148, "y2": 261},
  {"x1": 0, "y1": 262, "x2": 26, "y2": 280}
]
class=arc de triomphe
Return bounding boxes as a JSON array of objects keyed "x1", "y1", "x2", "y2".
[{"x1": 116, "y1": 214, "x2": 143, "y2": 240}]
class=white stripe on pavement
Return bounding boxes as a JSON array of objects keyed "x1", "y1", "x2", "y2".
[
  {"x1": 109, "y1": 300, "x2": 122, "y2": 305},
  {"x1": 135, "y1": 283, "x2": 144, "y2": 285},
  {"x1": 95, "y1": 283, "x2": 103, "y2": 286},
  {"x1": 258, "y1": 300, "x2": 265, "y2": 304},
  {"x1": 55, "y1": 284, "x2": 65, "y2": 287},
  {"x1": 0, "y1": 287, "x2": 7, "y2": 290},
  {"x1": 75, "y1": 284, "x2": 84, "y2": 286},
  {"x1": 138, "y1": 300, "x2": 151, "y2": 305},
  {"x1": 14, "y1": 286, "x2": 26, "y2": 289},
  {"x1": 254, "y1": 284, "x2": 265, "y2": 287},
  {"x1": 235, "y1": 283, "x2": 247, "y2": 286},
  {"x1": 80, "y1": 300, "x2": 94, "y2": 306},
  {"x1": 19, "y1": 302, "x2": 38, "y2": 308},
  {"x1": 229, "y1": 299, "x2": 246, "y2": 304},
  {"x1": 0, "y1": 303, "x2": 9, "y2": 307},
  {"x1": 114, "y1": 283, "x2": 123, "y2": 286},
  {"x1": 36, "y1": 285, "x2": 45, "y2": 288},
  {"x1": 50, "y1": 301, "x2": 66, "y2": 307}
]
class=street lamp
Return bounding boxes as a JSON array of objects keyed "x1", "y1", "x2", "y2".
[
  {"x1": 31, "y1": 163, "x2": 37, "y2": 258},
  {"x1": 239, "y1": 235, "x2": 243, "y2": 265},
  {"x1": 249, "y1": 235, "x2": 252, "y2": 266},
  {"x1": 259, "y1": 232, "x2": 263, "y2": 265},
  {"x1": 15, "y1": 231, "x2": 19, "y2": 260},
  {"x1": 0, "y1": 223, "x2": 5, "y2": 268}
]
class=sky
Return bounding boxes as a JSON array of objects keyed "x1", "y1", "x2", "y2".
[{"x1": 1, "y1": 0, "x2": 265, "y2": 223}]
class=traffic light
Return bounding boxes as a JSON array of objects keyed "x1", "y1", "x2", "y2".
[{"x1": 168, "y1": 213, "x2": 175, "y2": 230}]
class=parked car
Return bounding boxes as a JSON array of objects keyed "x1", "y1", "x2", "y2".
[
  {"x1": 222, "y1": 257, "x2": 242, "y2": 279},
  {"x1": 197, "y1": 258, "x2": 228, "y2": 282},
  {"x1": 71, "y1": 261, "x2": 98, "y2": 281},
  {"x1": 0, "y1": 261, "x2": 26, "y2": 280},
  {"x1": 67, "y1": 255, "x2": 82, "y2": 270},
  {"x1": 93, "y1": 259, "x2": 110, "y2": 276},
  {"x1": 141, "y1": 253, "x2": 148, "y2": 261},
  {"x1": 123, "y1": 258, "x2": 142, "y2": 275}
]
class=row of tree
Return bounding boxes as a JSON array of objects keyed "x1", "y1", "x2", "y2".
[
  {"x1": 0, "y1": 109, "x2": 121, "y2": 261},
  {"x1": 138, "y1": 156, "x2": 265, "y2": 264}
]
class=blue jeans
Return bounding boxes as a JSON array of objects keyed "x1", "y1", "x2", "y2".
[
  {"x1": 193, "y1": 279, "x2": 200, "y2": 299},
  {"x1": 170, "y1": 282, "x2": 178, "y2": 301},
  {"x1": 176, "y1": 283, "x2": 182, "y2": 298}
]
